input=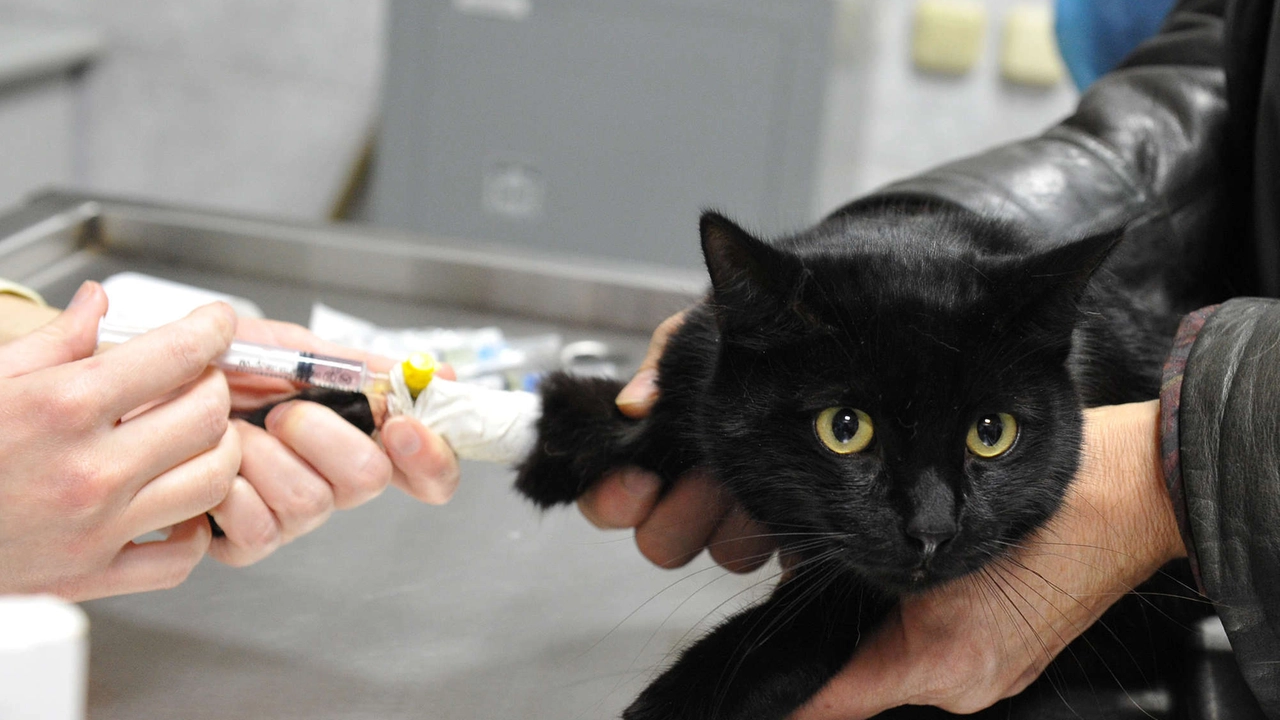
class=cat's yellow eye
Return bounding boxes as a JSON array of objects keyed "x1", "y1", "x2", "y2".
[
  {"x1": 816, "y1": 407, "x2": 874, "y2": 455},
  {"x1": 966, "y1": 413, "x2": 1018, "y2": 458}
]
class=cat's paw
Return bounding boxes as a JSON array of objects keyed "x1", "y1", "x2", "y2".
[{"x1": 514, "y1": 372, "x2": 633, "y2": 507}]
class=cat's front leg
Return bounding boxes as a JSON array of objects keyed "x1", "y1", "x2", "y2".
[{"x1": 625, "y1": 573, "x2": 887, "y2": 720}]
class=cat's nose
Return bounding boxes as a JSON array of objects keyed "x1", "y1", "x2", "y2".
[
  {"x1": 906, "y1": 523, "x2": 956, "y2": 559},
  {"x1": 905, "y1": 471, "x2": 957, "y2": 558},
  {"x1": 906, "y1": 515, "x2": 957, "y2": 559}
]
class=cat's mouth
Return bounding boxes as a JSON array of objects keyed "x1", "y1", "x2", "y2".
[
  {"x1": 785, "y1": 533, "x2": 974, "y2": 593},
  {"x1": 841, "y1": 544, "x2": 969, "y2": 593}
]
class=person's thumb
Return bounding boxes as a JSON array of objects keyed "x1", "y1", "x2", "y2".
[
  {"x1": 384, "y1": 416, "x2": 461, "y2": 505},
  {"x1": 0, "y1": 281, "x2": 106, "y2": 379},
  {"x1": 616, "y1": 310, "x2": 686, "y2": 419}
]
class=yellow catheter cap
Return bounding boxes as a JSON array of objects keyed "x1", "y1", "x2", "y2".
[{"x1": 401, "y1": 352, "x2": 437, "y2": 397}]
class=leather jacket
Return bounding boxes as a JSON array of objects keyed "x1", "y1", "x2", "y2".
[
  {"x1": 850, "y1": 0, "x2": 1279, "y2": 714},
  {"x1": 1177, "y1": 298, "x2": 1280, "y2": 716}
]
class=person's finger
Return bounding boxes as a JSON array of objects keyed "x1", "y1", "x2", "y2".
[
  {"x1": 707, "y1": 504, "x2": 775, "y2": 573},
  {"x1": 0, "y1": 280, "x2": 105, "y2": 379},
  {"x1": 616, "y1": 311, "x2": 686, "y2": 419},
  {"x1": 68, "y1": 515, "x2": 212, "y2": 601},
  {"x1": 105, "y1": 368, "x2": 231, "y2": 491},
  {"x1": 92, "y1": 302, "x2": 236, "y2": 420},
  {"x1": 576, "y1": 467, "x2": 662, "y2": 529},
  {"x1": 382, "y1": 416, "x2": 460, "y2": 504},
  {"x1": 120, "y1": 424, "x2": 240, "y2": 538},
  {"x1": 635, "y1": 469, "x2": 728, "y2": 569},
  {"x1": 207, "y1": 475, "x2": 281, "y2": 567},
  {"x1": 265, "y1": 400, "x2": 392, "y2": 510},
  {"x1": 235, "y1": 419, "x2": 335, "y2": 541}
]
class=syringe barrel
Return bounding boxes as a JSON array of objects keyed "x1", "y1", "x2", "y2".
[
  {"x1": 218, "y1": 344, "x2": 369, "y2": 392},
  {"x1": 98, "y1": 322, "x2": 374, "y2": 393}
]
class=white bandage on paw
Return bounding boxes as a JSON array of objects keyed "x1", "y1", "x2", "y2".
[{"x1": 387, "y1": 366, "x2": 541, "y2": 465}]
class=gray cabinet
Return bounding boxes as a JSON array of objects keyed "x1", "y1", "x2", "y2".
[{"x1": 370, "y1": 0, "x2": 835, "y2": 268}]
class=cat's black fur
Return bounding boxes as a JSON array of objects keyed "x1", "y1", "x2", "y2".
[{"x1": 516, "y1": 203, "x2": 1210, "y2": 720}]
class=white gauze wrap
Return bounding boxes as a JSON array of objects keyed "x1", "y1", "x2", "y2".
[{"x1": 386, "y1": 366, "x2": 542, "y2": 465}]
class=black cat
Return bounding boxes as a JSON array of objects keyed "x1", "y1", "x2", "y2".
[
  {"x1": 515, "y1": 203, "x2": 1209, "y2": 720},
  {"x1": 246, "y1": 201, "x2": 1211, "y2": 718}
]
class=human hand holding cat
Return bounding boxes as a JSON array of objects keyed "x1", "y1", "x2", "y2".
[
  {"x1": 576, "y1": 311, "x2": 778, "y2": 573},
  {"x1": 0, "y1": 282, "x2": 240, "y2": 600},
  {"x1": 791, "y1": 400, "x2": 1188, "y2": 719}
]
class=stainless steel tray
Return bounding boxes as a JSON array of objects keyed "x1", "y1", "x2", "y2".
[{"x1": 0, "y1": 191, "x2": 767, "y2": 720}]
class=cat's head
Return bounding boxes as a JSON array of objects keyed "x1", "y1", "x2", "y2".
[{"x1": 696, "y1": 209, "x2": 1120, "y2": 594}]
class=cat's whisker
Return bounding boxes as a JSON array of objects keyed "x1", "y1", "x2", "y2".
[
  {"x1": 987, "y1": 538, "x2": 1127, "y2": 571},
  {"x1": 624, "y1": 521, "x2": 841, "y2": 568},
  {"x1": 576, "y1": 540, "x2": 831, "y2": 698},
  {"x1": 998, "y1": 553, "x2": 1210, "y2": 644},
  {"x1": 980, "y1": 567, "x2": 1085, "y2": 715},
  {"x1": 599, "y1": 555, "x2": 792, "y2": 715},
  {"x1": 981, "y1": 567, "x2": 1062, "y2": 670},
  {"x1": 663, "y1": 547, "x2": 843, "y2": 669},
  {"x1": 702, "y1": 532, "x2": 843, "y2": 553},
  {"x1": 972, "y1": 568, "x2": 1062, "y2": 693},
  {"x1": 711, "y1": 556, "x2": 847, "y2": 716},
  {"x1": 985, "y1": 539, "x2": 1215, "y2": 609},
  {"x1": 989, "y1": 561, "x2": 1168, "y2": 720},
  {"x1": 722, "y1": 553, "x2": 842, "y2": 653},
  {"x1": 976, "y1": 567, "x2": 1089, "y2": 714}
]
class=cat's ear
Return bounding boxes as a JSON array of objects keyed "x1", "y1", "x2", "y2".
[
  {"x1": 1020, "y1": 226, "x2": 1124, "y2": 301},
  {"x1": 700, "y1": 211, "x2": 811, "y2": 340},
  {"x1": 996, "y1": 226, "x2": 1124, "y2": 347},
  {"x1": 701, "y1": 211, "x2": 780, "y2": 299}
]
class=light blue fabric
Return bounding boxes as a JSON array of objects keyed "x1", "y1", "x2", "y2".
[{"x1": 1054, "y1": 0, "x2": 1177, "y2": 89}]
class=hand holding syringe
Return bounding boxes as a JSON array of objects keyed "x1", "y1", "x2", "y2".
[
  {"x1": 98, "y1": 322, "x2": 393, "y2": 395},
  {"x1": 97, "y1": 322, "x2": 540, "y2": 464}
]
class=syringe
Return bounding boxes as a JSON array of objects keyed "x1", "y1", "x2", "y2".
[{"x1": 97, "y1": 322, "x2": 391, "y2": 394}]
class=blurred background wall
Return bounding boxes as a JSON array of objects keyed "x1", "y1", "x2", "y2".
[
  {"x1": 0, "y1": 0, "x2": 1078, "y2": 257},
  {"x1": 0, "y1": 0, "x2": 383, "y2": 218}
]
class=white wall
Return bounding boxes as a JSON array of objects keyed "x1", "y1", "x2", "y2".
[
  {"x1": 817, "y1": 0, "x2": 1079, "y2": 215},
  {"x1": 0, "y1": 0, "x2": 384, "y2": 219},
  {"x1": 0, "y1": 74, "x2": 78, "y2": 210}
]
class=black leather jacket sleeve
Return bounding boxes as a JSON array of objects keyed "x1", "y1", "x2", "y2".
[
  {"x1": 846, "y1": 0, "x2": 1234, "y2": 303},
  {"x1": 1179, "y1": 297, "x2": 1280, "y2": 716}
]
